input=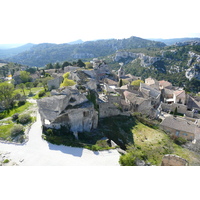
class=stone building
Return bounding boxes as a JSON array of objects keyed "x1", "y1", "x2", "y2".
[
  {"x1": 123, "y1": 91, "x2": 152, "y2": 115},
  {"x1": 37, "y1": 86, "x2": 98, "y2": 136},
  {"x1": 160, "y1": 116, "x2": 200, "y2": 141},
  {"x1": 145, "y1": 77, "x2": 159, "y2": 90},
  {"x1": 159, "y1": 80, "x2": 172, "y2": 90},
  {"x1": 139, "y1": 83, "x2": 161, "y2": 107}
]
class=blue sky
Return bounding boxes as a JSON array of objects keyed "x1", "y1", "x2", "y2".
[{"x1": 0, "y1": 0, "x2": 199, "y2": 44}]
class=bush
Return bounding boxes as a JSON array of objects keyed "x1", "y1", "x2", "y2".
[
  {"x1": 173, "y1": 136, "x2": 187, "y2": 145},
  {"x1": 28, "y1": 92, "x2": 34, "y2": 97},
  {"x1": 18, "y1": 114, "x2": 32, "y2": 124},
  {"x1": 12, "y1": 113, "x2": 19, "y2": 121},
  {"x1": 18, "y1": 100, "x2": 26, "y2": 107},
  {"x1": 46, "y1": 129, "x2": 53, "y2": 136},
  {"x1": 38, "y1": 90, "x2": 46, "y2": 97},
  {"x1": 10, "y1": 124, "x2": 24, "y2": 137},
  {"x1": 3, "y1": 159, "x2": 10, "y2": 164}
]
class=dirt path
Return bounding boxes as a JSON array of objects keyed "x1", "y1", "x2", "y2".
[{"x1": 0, "y1": 107, "x2": 120, "y2": 166}]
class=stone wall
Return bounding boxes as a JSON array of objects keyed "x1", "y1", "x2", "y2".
[
  {"x1": 99, "y1": 102, "x2": 121, "y2": 118},
  {"x1": 37, "y1": 87, "x2": 98, "y2": 133},
  {"x1": 161, "y1": 102, "x2": 193, "y2": 117},
  {"x1": 161, "y1": 154, "x2": 188, "y2": 166},
  {"x1": 107, "y1": 95, "x2": 121, "y2": 104}
]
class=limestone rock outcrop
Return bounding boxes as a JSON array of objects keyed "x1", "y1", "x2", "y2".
[{"x1": 113, "y1": 51, "x2": 160, "y2": 67}]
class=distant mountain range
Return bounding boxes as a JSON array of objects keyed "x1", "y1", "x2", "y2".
[
  {"x1": 3, "y1": 36, "x2": 166, "y2": 67},
  {"x1": 0, "y1": 36, "x2": 200, "y2": 67},
  {"x1": 0, "y1": 43, "x2": 35, "y2": 59},
  {"x1": 148, "y1": 37, "x2": 200, "y2": 46}
]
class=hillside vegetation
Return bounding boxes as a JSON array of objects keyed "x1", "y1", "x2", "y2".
[
  {"x1": 98, "y1": 115, "x2": 200, "y2": 166},
  {"x1": 5, "y1": 36, "x2": 166, "y2": 67}
]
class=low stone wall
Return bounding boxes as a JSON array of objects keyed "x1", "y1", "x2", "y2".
[{"x1": 161, "y1": 154, "x2": 188, "y2": 166}]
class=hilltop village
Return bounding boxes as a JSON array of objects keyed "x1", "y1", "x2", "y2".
[
  {"x1": 1, "y1": 57, "x2": 200, "y2": 166},
  {"x1": 37, "y1": 58, "x2": 200, "y2": 144}
]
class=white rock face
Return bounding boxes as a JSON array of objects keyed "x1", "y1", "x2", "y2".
[{"x1": 114, "y1": 51, "x2": 160, "y2": 67}]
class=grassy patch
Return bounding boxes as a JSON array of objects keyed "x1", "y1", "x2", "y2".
[
  {"x1": 14, "y1": 87, "x2": 43, "y2": 96},
  {"x1": 119, "y1": 120, "x2": 200, "y2": 166},
  {"x1": 0, "y1": 120, "x2": 14, "y2": 140},
  {"x1": 0, "y1": 102, "x2": 33, "y2": 119},
  {"x1": 33, "y1": 91, "x2": 51, "y2": 99}
]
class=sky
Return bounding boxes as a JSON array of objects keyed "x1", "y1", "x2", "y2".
[{"x1": 0, "y1": 0, "x2": 199, "y2": 44}]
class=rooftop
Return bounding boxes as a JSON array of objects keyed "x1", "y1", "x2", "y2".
[{"x1": 160, "y1": 116, "x2": 200, "y2": 137}]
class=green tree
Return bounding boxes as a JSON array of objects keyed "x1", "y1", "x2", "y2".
[
  {"x1": 77, "y1": 59, "x2": 86, "y2": 68},
  {"x1": 54, "y1": 62, "x2": 61, "y2": 69},
  {"x1": 131, "y1": 79, "x2": 144, "y2": 86},
  {"x1": 46, "y1": 63, "x2": 54, "y2": 69},
  {"x1": 174, "y1": 107, "x2": 178, "y2": 116},
  {"x1": 62, "y1": 61, "x2": 71, "y2": 70},
  {"x1": 20, "y1": 71, "x2": 31, "y2": 83},
  {"x1": 85, "y1": 62, "x2": 93, "y2": 69},
  {"x1": 40, "y1": 77, "x2": 54, "y2": 91},
  {"x1": 25, "y1": 82, "x2": 33, "y2": 92},
  {"x1": 17, "y1": 83, "x2": 26, "y2": 96},
  {"x1": 119, "y1": 79, "x2": 123, "y2": 87},
  {"x1": 0, "y1": 82, "x2": 15, "y2": 109},
  {"x1": 60, "y1": 73, "x2": 75, "y2": 87}
]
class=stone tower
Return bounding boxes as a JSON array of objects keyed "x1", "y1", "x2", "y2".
[{"x1": 118, "y1": 64, "x2": 125, "y2": 79}]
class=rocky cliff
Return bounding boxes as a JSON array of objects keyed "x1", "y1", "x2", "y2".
[{"x1": 113, "y1": 51, "x2": 160, "y2": 67}]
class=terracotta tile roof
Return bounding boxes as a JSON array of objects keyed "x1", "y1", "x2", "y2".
[
  {"x1": 173, "y1": 90, "x2": 185, "y2": 97},
  {"x1": 159, "y1": 80, "x2": 172, "y2": 88}
]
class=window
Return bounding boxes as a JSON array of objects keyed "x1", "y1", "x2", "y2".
[
  {"x1": 175, "y1": 131, "x2": 180, "y2": 136},
  {"x1": 182, "y1": 133, "x2": 188, "y2": 136}
]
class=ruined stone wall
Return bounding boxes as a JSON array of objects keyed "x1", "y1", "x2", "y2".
[
  {"x1": 99, "y1": 102, "x2": 121, "y2": 118},
  {"x1": 161, "y1": 154, "x2": 188, "y2": 166}
]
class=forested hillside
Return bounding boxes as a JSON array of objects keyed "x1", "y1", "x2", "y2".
[
  {"x1": 5, "y1": 36, "x2": 166, "y2": 67},
  {"x1": 103, "y1": 42, "x2": 200, "y2": 92},
  {"x1": 0, "y1": 43, "x2": 35, "y2": 59}
]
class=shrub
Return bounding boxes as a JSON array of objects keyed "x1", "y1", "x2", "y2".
[
  {"x1": 12, "y1": 113, "x2": 19, "y2": 121},
  {"x1": 60, "y1": 78, "x2": 75, "y2": 87},
  {"x1": 18, "y1": 100, "x2": 26, "y2": 107},
  {"x1": 18, "y1": 114, "x2": 32, "y2": 124},
  {"x1": 38, "y1": 90, "x2": 45, "y2": 97},
  {"x1": 46, "y1": 129, "x2": 53, "y2": 136},
  {"x1": 28, "y1": 92, "x2": 34, "y2": 97},
  {"x1": 10, "y1": 124, "x2": 24, "y2": 137},
  {"x1": 174, "y1": 136, "x2": 187, "y2": 145},
  {"x1": 63, "y1": 72, "x2": 70, "y2": 79},
  {"x1": 3, "y1": 159, "x2": 9, "y2": 164}
]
